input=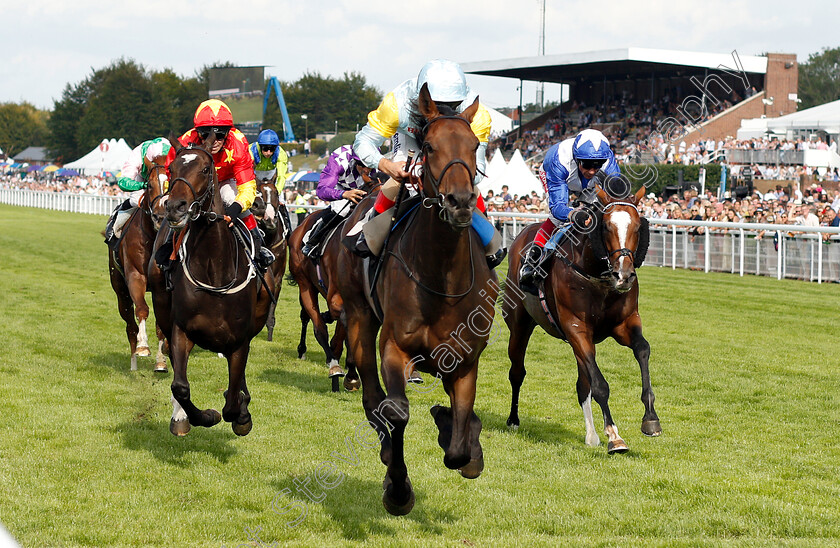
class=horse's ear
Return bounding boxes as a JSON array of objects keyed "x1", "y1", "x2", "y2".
[
  {"x1": 417, "y1": 83, "x2": 439, "y2": 120},
  {"x1": 168, "y1": 132, "x2": 182, "y2": 153},
  {"x1": 461, "y1": 97, "x2": 479, "y2": 123},
  {"x1": 634, "y1": 185, "x2": 647, "y2": 203},
  {"x1": 596, "y1": 186, "x2": 609, "y2": 204}
]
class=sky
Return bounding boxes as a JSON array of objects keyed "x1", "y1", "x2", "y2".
[{"x1": 0, "y1": 0, "x2": 836, "y2": 113}]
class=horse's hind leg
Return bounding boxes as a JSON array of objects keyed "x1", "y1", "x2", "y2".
[
  {"x1": 169, "y1": 327, "x2": 220, "y2": 436},
  {"x1": 153, "y1": 322, "x2": 167, "y2": 373},
  {"x1": 613, "y1": 316, "x2": 661, "y2": 437},
  {"x1": 505, "y1": 312, "x2": 537, "y2": 429},
  {"x1": 266, "y1": 299, "x2": 277, "y2": 342},
  {"x1": 567, "y1": 330, "x2": 627, "y2": 453},
  {"x1": 297, "y1": 303, "x2": 309, "y2": 359},
  {"x1": 379, "y1": 340, "x2": 414, "y2": 515},
  {"x1": 110, "y1": 267, "x2": 139, "y2": 371},
  {"x1": 223, "y1": 344, "x2": 252, "y2": 436},
  {"x1": 126, "y1": 271, "x2": 151, "y2": 357}
]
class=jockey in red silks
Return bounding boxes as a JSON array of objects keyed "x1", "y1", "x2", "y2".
[
  {"x1": 158, "y1": 99, "x2": 275, "y2": 271},
  {"x1": 519, "y1": 128, "x2": 621, "y2": 295}
]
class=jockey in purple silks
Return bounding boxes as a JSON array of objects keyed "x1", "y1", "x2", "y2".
[{"x1": 301, "y1": 145, "x2": 377, "y2": 258}]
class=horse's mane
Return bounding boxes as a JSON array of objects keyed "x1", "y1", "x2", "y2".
[{"x1": 408, "y1": 99, "x2": 460, "y2": 149}]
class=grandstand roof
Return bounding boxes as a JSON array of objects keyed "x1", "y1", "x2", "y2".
[{"x1": 462, "y1": 48, "x2": 768, "y2": 83}]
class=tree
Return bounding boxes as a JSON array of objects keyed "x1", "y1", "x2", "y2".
[
  {"x1": 0, "y1": 102, "x2": 49, "y2": 158},
  {"x1": 273, "y1": 72, "x2": 381, "y2": 138},
  {"x1": 799, "y1": 47, "x2": 840, "y2": 110}
]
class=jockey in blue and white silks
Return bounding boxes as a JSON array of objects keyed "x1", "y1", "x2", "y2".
[
  {"x1": 349, "y1": 59, "x2": 506, "y2": 268},
  {"x1": 519, "y1": 129, "x2": 620, "y2": 294},
  {"x1": 301, "y1": 145, "x2": 375, "y2": 258}
]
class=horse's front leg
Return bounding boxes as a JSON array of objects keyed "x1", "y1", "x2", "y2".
[
  {"x1": 435, "y1": 363, "x2": 483, "y2": 479},
  {"x1": 126, "y1": 270, "x2": 151, "y2": 357},
  {"x1": 169, "y1": 327, "x2": 219, "y2": 436},
  {"x1": 566, "y1": 328, "x2": 628, "y2": 453},
  {"x1": 223, "y1": 344, "x2": 252, "y2": 436},
  {"x1": 613, "y1": 314, "x2": 661, "y2": 437},
  {"x1": 154, "y1": 322, "x2": 168, "y2": 373},
  {"x1": 379, "y1": 339, "x2": 414, "y2": 515}
]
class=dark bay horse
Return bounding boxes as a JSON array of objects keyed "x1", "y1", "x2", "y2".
[
  {"x1": 251, "y1": 175, "x2": 288, "y2": 341},
  {"x1": 336, "y1": 84, "x2": 495, "y2": 515},
  {"x1": 503, "y1": 183, "x2": 660, "y2": 453},
  {"x1": 288, "y1": 208, "x2": 359, "y2": 393},
  {"x1": 108, "y1": 154, "x2": 168, "y2": 372},
  {"x1": 148, "y1": 137, "x2": 273, "y2": 437}
]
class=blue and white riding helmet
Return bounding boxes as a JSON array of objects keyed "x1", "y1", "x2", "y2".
[
  {"x1": 416, "y1": 59, "x2": 469, "y2": 104},
  {"x1": 572, "y1": 129, "x2": 612, "y2": 160}
]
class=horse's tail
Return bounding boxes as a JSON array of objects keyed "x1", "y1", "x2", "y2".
[
  {"x1": 285, "y1": 272, "x2": 298, "y2": 286},
  {"x1": 496, "y1": 277, "x2": 508, "y2": 306}
]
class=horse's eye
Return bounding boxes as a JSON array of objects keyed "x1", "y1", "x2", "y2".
[{"x1": 202, "y1": 166, "x2": 210, "y2": 175}]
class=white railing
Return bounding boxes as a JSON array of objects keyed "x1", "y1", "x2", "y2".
[
  {"x1": 486, "y1": 212, "x2": 840, "y2": 284},
  {"x1": 4, "y1": 188, "x2": 840, "y2": 283}
]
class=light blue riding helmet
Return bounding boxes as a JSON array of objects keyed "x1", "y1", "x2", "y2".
[
  {"x1": 572, "y1": 129, "x2": 612, "y2": 160},
  {"x1": 416, "y1": 59, "x2": 469, "y2": 103}
]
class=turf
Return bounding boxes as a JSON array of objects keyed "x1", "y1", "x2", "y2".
[{"x1": 1, "y1": 203, "x2": 839, "y2": 547}]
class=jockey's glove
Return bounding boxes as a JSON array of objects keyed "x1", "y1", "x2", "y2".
[{"x1": 225, "y1": 201, "x2": 243, "y2": 220}]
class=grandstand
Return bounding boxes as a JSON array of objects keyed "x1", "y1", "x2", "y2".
[{"x1": 463, "y1": 48, "x2": 798, "y2": 147}]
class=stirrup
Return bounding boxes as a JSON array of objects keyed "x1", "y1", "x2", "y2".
[{"x1": 258, "y1": 248, "x2": 275, "y2": 268}]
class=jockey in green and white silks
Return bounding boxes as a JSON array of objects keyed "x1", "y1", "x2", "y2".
[{"x1": 105, "y1": 137, "x2": 172, "y2": 243}]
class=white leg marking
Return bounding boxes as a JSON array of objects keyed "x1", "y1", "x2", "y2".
[
  {"x1": 136, "y1": 319, "x2": 149, "y2": 350},
  {"x1": 328, "y1": 359, "x2": 339, "y2": 367},
  {"x1": 172, "y1": 395, "x2": 187, "y2": 422},
  {"x1": 582, "y1": 393, "x2": 600, "y2": 446}
]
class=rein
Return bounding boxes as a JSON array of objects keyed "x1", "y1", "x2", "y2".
[{"x1": 167, "y1": 145, "x2": 257, "y2": 295}]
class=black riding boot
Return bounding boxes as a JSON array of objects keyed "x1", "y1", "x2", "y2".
[
  {"x1": 302, "y1": 210, "x2": 338, "y2": 258},
  {"x1": 519, "y1": 245, "x2": 546, "y2": 295},
  {"x1": 154, "y1": 230, "x2": 175, "y2": 272},
  {"x1": 250, "y1": 227, "x2": 275, "y2": 271},
  {"x1": 104, "y1": 198, "x2": 132, "y2": 243},
  {"x1": 279, "y1": 203, "x2": 293, "y2": 241},
  {"x1": 486, "y1": 247, "x2": 507, "y2": 269}
]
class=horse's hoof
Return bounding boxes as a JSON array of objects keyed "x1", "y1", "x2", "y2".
[
  {"x1": 344, "y1": 377, "x2": 360, "y2": 392},
  {"x1": 170, "y1": 419, "x2": 191, "y2": 437},
  {"x1": 135, "y1": 346, "x2": 151, "y2": 357},
  {"x1": 505, "y1": 416, "x2": 519, "y2": 429},
  {"x1": 267, "y1": 331, "x2": 274, "y2": 342},
  {"x1": 154, "y1": 362, "x2": 168, "y2": 373},
  {"x1": 382, "y1": 477, "x2": 415, "y2": 516},
  {"x1": 205, "y1": 409, "x2": 222, "y2": 427},
  {"x1": 642, "y1": 420, "x2": 662, "y2": 437},
  {"x1": 328, "y1": 364, "x2": 345, "y2": 378},
  {"x1": 406, "y1": 371, "x2": 423, "y2": 384},
  {"x1": 130, "y1": 354, "x2": 138, "y2": 372},
  {"x1": 607, "y1": 439, "x2": 629, "y2": 454},
  {"x1": 459, "y1": 457, "x2": 484, "y2": 479},
  {"x1": 232, "y1": 420, "x2": 253, "y2": 436}
]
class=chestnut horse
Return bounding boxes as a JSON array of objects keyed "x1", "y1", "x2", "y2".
[
  {"x1": 336, "y1": 84, "x2": 495, "y2": 515},
  {"x1": 148, "y1": 137, "x2": 273, "y2": 437},
  {"x1": 250, "y1": 174, "x2": 288, "y2": 341},
  {"x1": 108, "y1": 154, "x2": 168, "y2": 372},
  {"x1": 503, "y1": 182, "x2": 660, "y2": 453}
]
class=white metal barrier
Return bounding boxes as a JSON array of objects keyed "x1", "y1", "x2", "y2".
[{"x1": 3, "y1": 188, "x2": 839, "y2": 283}]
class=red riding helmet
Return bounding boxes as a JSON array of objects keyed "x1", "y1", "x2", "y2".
[{"x1": 193, "y1": 99, "x2": 234, "y2": 127}]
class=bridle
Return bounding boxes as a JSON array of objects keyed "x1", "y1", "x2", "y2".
[
  {"x1": 145, "y1": 162, "x2": 167, "y2": 218},
  {"x1": 419, "y1": 115, "x2": 477, "y2": 215},
  {"x1": 599, "y1": 200, "x2": 641, "y2": 275},
  {"x1": 166, "y1": 145, "x2": 218, "y2": 222}
]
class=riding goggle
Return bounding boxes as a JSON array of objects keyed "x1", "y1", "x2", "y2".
[
  {"x1": 197, "y1": 127, "x2": 230, "y2": 141},
  {"x1": 260, "y1": 145, "x2": 277, "y2": 153},
  {"x1": 577, "y1": 159, "x2": 606, "y2": 170}
]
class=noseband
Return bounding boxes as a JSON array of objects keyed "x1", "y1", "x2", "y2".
[
  {"x1": 600, "y1": 201, "x2": 640, "y2": 274},
  {"x1": 145, "y1": 162, "x2": 167, "y2": 215},
  {"x1": 166, "y1": 145, "x2": 216, "y2": 221}
]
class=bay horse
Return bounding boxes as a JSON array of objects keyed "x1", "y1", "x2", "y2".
[
  {"x1": 336, "y1": 84, "x2": 495, "y2": 515},
  {"x1": 107, "y1": 153, "x2": 168, "y2": 372},
  {"x1": 250, "y1": 174, "x2": 288, "y2": 341},
  {"x1": 288, "y1": 207, "x2": 359, "y2": 393},
  {"x1": 148, "y1": 136, "x2": 273, "y2": 437},
  {"x1": 503, "y1": 180, "x2": 661, "y2": 453}
]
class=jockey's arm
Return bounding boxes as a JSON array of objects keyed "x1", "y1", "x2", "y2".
[
  {"x1": 316, "y1": 157, "x2": 346, "y2": 202},
  {"x1": 275, "y1": 147, "x2": 289, "y2": 187},
  {"x1": 354, "y1": 92, "x2": 400, "y2": 171},
  {"x1": 547, "y1": 178, "x2": 573, "y2": 221},
  {"x1": 470, "y1": 104, "x2": 492, "y2": 185}
]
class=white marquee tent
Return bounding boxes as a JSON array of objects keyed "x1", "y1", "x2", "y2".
[
  {"x1": 478, "y1": 149, "x2": 542, "y2": 198},
  {"x1": 64, "y1": 138, "x2": 133, "y2": 176}
]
